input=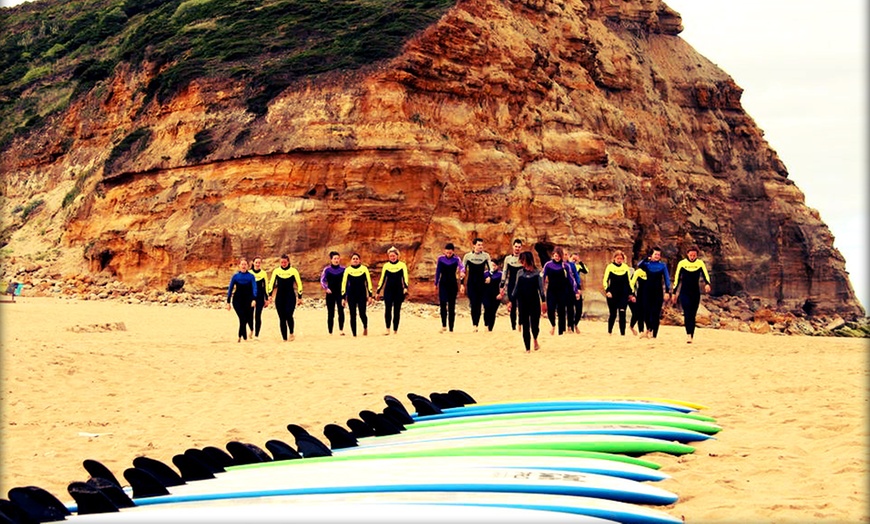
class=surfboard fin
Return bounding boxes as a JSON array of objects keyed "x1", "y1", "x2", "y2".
[
  {"x1": 183, "y1": 448, "x2": 225, "y2": 473},
  {"x1": 430, "y1": 392, "x2": 462, "y2": 409},
  {"x1": 447, "y1": 389, "x2": 477, "y2": 405},
  {"x1": 286, "y1": 424, "x2": 311, "y2": 439},
  {"x1": 265, "y1": 440, "x2": 302, "y2": 461},
  {"x1": 172, "y1": 454, "x2": 215, "y2": 481},
  {"x1": 201, "y1": 446, "x2": 235, "y2": 469},
  {"x1": 382, "y1": 405, "x2": 414, "y2": 427},
  {"x1": 322, "y1": 424, "x2": 358, "y2": 449},
  {"x1": 67, "y1": 482, "x2": 119, "y2": 515},
  {"x1": 359, "y1": 410, "x2": 402, "y2": 436},
  {"x1": 293, "y1": 434, "x2": 332, "y2": 458},
  {"x1": 82, "y1": 459, "x2": 122, "y2": 490},
  {"x1": 85, "y1": 477, "x2": 133, "y2": 509},
  {"x1": 0, "y1": 498, "x2": 38, "y2": 524},
  {"x1": 383, "y1": 395, "x2": 413, "y2": 419},
  {"x1": 7, "y1": 486, "x2": 70, "y2": 523},
  {"x1": 407, "y1": 393, "x2": 442, "y2": 415},
  {"x1": 131, "y1": 457, "x2": 184, "y2": 487},
  {"x1": 346, "y1": 418, "x2": 375, "y2": 438},
  {"x1": 225, "y1": 441, "x2": 272, "y2": 465},
  {"x1": 122, "y1": 468, "x2": 169, "y2": 499}
]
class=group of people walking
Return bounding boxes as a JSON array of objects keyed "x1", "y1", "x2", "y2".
[
  {"x1": 603, "y1": 246, "x2": 711, "y2": 344},
  {"x1": 226, "y1": 240, "x2": 710, "y2": 348}
]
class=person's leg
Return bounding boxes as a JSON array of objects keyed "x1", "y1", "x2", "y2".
[
  {"x1": 546, "y1": 293, "x2": 557, "y2": 333},
  {"x1": 448, "y1": 295, "x2": 456, "y2": 332},
  {"x1": 392, "y1": 297, "x2": 402, "y2": 332},
  {"x1": 348, "y1": 300, "x2": 358, "y2": 337},
  {"x1": 254, "y1": 301, "x2": 264, "y2": 337},
  {"x1": 606, "y1": 297, "x2": 617, "y2": 334},
  {"x1": 384, "y1": 296, "x2": 393, "y2": 333},
  {"x1": 326, "y1": 294, "x2": 336, "y2": 334},
  {"x1": 618, "y1": 308, "x2": 627, "y2": 335},
  {"x1": 233, "y1": 302, "x2": 247, "y2": 340},
  {"x1": 278, "y1": 308, "x2": 289, "y2": 341},
  {"x1": 557, "y1": 298, "x2": 567, "y2": 335},
  {"x1": 519, "y1": 308, "x2": 531, "y2": 351},
  {"x1": 530, "y1": 306, "x2": 541, "y2": 349}
]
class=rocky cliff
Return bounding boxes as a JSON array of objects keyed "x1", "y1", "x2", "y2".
[{"x1": 1, "y1": 0, "x2": 863, "y2": 319}]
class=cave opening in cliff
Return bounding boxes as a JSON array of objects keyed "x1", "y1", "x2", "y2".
[
  {"x1": 533, "y1": 242, "x2": 554, "y2": 266},
  {"x1": 98, "y1": 249, "x2": 114, "y2": 271},
  {"x1": 802, "y1": 299, "x2": 817, "y2": 316}
]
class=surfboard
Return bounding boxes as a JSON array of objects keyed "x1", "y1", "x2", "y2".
[
  {"x1": 66, "y1": 491, "x2": 683, "y2": 524},
  {"x1": 411, "y1": 401, "x2": 697, "y2": 422},
  {"x1": 467, "y1": 396, "x2": 709, "y2": 411}
]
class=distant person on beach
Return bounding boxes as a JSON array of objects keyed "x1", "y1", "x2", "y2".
[
  {"x1": 602, "y1": 250, "x2": 631, "y2": 336},
  {"x1": 249, "y1": 256, "x2": 268, "y2": 340},
  {"x1": 672, "y1": 246, "x2": 712, "y2": 344},
  {"x1": 508, "y1": 251, "x2": 547, "y2": 352},
  {"x1": 567, "y1": 252, "x2": 588, "y2": 333},
  {"x1": 638, "y1": 247, "x2": 671, "y2": 339},
  {"x1": 320, "y1": 251, "x2": 346, "y2": 336},
  {"x1": 462, "y1": 237, "x2": 493, "y2": 332},
  {"x1": 482, "y1": 260, "x2": 503, "y2": 332},
  {"x1": 376, "y1": 246, "x2": 409, "y2": 336},
  {"x1": 226, "y1": 257, "x2": 257, "y2": 342},
  {"x1": 500, "y1": 238, "x2": 525, "y2": 331},
  {"x1": 267, "y1": 254, "x2": 303, "y2": 342},
  {"x1": 341, "y1": 253, "x2": 374, "y2": 337},
  {"x1": 434, "y1": 242, "x2": 465, "y2": 333},
  {"x1": 542, "y1": 247, "x2": 577, "y2": 336},
  {"x1": 628, "y1": 264, "x2": 647, "y2": 336}
]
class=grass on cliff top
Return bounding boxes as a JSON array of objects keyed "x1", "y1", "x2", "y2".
[{"x1": 0, "y1": 0, "x2": 456, "y2": 146}]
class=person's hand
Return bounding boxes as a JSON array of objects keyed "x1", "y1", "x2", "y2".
[
  {"x1": 629, "y1": 295, "x2": 636, "y2": 303},
  {"x1": 484, "y1": 276, "x2": 491, "y2": 284},
  {"x1": 250, "y1": 300, "x2": 256, "y2": 308},
  {"x1": 296, "y1": 298, "x2": 302, "y2": 307},
  {"x1": 226, "y1": 303, "x2": 231, "y2": 311},
  {"x1": 541, "y1": 302, "x2": 548, "y2": 315},
  {"x1": 342, "y1": 299, "x2": 347, "y2": 308},
  {"x1": 704, "y1": 284, "x2": 711, "y2": 294},
  {"x1": 403, "y1": 288, "x2": 409, "y2": 296},
  {"x1": 325, "y1": 288, "x2": 332, "y2": 294},
  {"x1": 460, "y1": 284, "x2": 465, "y2": 295},
  {"x1": 506, "y1": 302, "x2": 512, "y2": 313},
  {"x1": 575, "y1": 291, "x2": 581, "y2": 300},
  {"x1": 605, "y1": 291, "x2": 612, "y2": 298}
]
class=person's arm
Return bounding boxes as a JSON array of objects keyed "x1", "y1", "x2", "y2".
[
  {"x1": 434, "y1": 259, "x2": 442, "y2": 287},
  {"x1": 602, "y1": 265, "x2": 611, "y2": 294},
  {"x1": 340, "y1": 270, "x2": 349, "y2": 298},
  {"x1": 672, "y1": 261, "x2": 684, "y2": 294},
  {"x1": 364, "y1": 267, "x2": 374, "y2": 298},
  {"x1": 320, "y1": 267, "x2": 330, "y2": 291},
  {"x1": 577, "y1": 261, "x2": 588, "y2": 274},
  {"x1": 700, "y1": 260, "x2": 712, "y2": 292},
  {"x1": 293, "y1": 269, "x2": 303, "y2": 303},
  {"x1": 227, "y1": 274, "x2": 236, "y2": 304},
  {"x1": 401, "y1": 262, "x2": 409, "y2": 292}
]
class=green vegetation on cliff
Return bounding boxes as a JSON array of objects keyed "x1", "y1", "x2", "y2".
[{"x1": 0, "y1": 0, "x2": 456, "y2": 147}]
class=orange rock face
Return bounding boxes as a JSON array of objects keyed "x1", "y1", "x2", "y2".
[{"x1": 1, "y1": 0, "x2": 862, "y2": 318}]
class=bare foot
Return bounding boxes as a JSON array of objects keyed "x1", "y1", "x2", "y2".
[
  {"x1": 549, "y1": 326, "x2": 555, "y2": 336},
  {"x1": 363, "y1": 328, "x2": 368, "y2": 336},
  {"x1": 533, "y1": 340, "x2": 540, "y2": 351},
  {"x1": 385, "y1": 330, "x2": 391, "y2": 336},
  {"x1": 631, "y1": 327, "x2": 638, "y2": 336}
]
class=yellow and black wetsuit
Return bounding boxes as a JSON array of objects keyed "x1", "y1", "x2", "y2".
[
  {"x1": 377, "y1": 260, "x2": 409, "y2": 333},
  {"x1": 268, "y1": 266, "x2": 303, "y2": 341},
  {"x1": 603, "y1": 262, "x2": 631, "y2": 335},
  {"x1": 250, "y1": 268, "x2": 268, "y2": 337},
  {"x1": 673, "y1": 258, "x2": 711, "y2": 337},
  {"x1": 341, "y1": 264, "x2": 373, "y2": 337}
]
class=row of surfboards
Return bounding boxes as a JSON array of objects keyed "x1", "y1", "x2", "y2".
[{"x1": 0, "y1": 390, "x2": 720, "y2": 523}]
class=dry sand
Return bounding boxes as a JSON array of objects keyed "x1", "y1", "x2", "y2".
[{"x1": 1, "y1": 296, "x2": 867, "y2": 522}]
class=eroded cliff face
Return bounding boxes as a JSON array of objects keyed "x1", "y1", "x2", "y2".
[{"x1": 1, "y1": 0, "x2": 862, "y2": 318}]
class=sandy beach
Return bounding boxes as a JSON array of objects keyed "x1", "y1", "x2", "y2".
[{"x1": 1, "y1": 296, "x2": 867, "y2": 522}]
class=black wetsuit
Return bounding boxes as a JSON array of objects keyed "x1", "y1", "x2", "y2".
[
  {"x1": 629, "y1": 268, "x2": 647, "y2": 334},
  {"x1": 435, "y1": 254, "x2": 464, "y2": 331},
  {"x1": 482, "y1": 269, "x2": 503, "y2": 331},
  {"x1": 320, "y1": 264, "x2": 346, "y2": 334},
  {"x1": 673, "y1": 259, "x2": 710, "y2": 337},
  {"x1": 250, "y1": 268, "x2": 268, "y2": 337},
  {"x1": 501, "y1": 254, "x2": 523, "y2": 330},
  {"x1": 377, "y1": 261, "x2": 409, "y2": 332},
  {"x1": 462, "y1": 251, "x2": 492, "y2": 329},
  {"x1": 568, "y1": 261, "x2": 588, "y2": 329},
  {"x1": 510, "y1": 268, "x2": 545, "y2": 351},
  {"x1": 342, "y1": 264, "x2": 373, "y2": 337},
  {"x1": 602, "y1": 262, "x2": 631, "y2": 335},
  {"x1": 543, "y1": 260, "x2": 577, "y2": 335}
]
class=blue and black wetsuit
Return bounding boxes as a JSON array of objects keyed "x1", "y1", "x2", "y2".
[
  {"x1": 510, "y1": 268, "x2": 545, "y2": 352},
  {"x1": 638, "y1": 259, "x2": 671, "y2": 338},
  {"x1": 435, "y1": 254, "x2": 464, "y2": 332},
  {"x1": 250, "y1": 268, "x2": 268, "y2": 337},
  {"x1": 377, "y1": 260, "x2": 409, "y2": 333},
  {"x1": 482, "y1": 268, "x2": 503, "y2": 331},
  {"x1": 227, "y1": 271, "x2": 257, "y2": 340},
  {"x1": 542, "y1": 260, "x2": 577, "y2": 335},
  {"x1": 673, "y1": 259, "x2": 711, "y2": 337},
  {"x1": 602, "y1": 262, "x2": 631, "y2": 335},
  {"x1": 342, "y1": 264, "x2": 373, "y2": 337},
  {"x1": 320, "y1": 264, "x2": 346, "y2": 334}
]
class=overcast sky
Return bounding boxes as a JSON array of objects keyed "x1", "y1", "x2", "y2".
[
  {"x1": 668, "y1": 0, "x2": 868, "y2": 311},
  {"x1": 4, "y1": 0, "x2": 867, "y2": 311}
]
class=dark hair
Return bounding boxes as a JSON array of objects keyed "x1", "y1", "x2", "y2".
[
  {"x1": 553, "y1": 246, "x2": 565, "y2": 260},
  {"x1": 445, "y1": 242, "x2": 455, "y2": 250},
  {"x1": 473, "y1": 237, "x2": 483, "y2": 244},
  {"x1": 329, "y1": 251, "x2": 340, "y2": 258},
  {"x1": 519, "y1": 251, "x2": 535, "y2": 268},
  {"x1": 351, "y1": 252, "x2": 361, "y2": 259},
  {"x1": 280, "y1": 254, "x2": 290, "y2": 261},
  {"x1": 650, "y1": 246, "x2": 662, "y2": 255},
  {"x1": 687, "y1": 246, "x2": 699, "y2": 254},
  {"x1": 512, "y1": 238, "x2": 523, "y2": 245}
]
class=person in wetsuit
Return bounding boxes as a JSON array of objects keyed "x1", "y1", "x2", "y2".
[
  {"x1": 542, "y1": 247, "x2": 578, "y2": 336},
  {"x1": 434, "y1": 242, "x2": 465, "y2": 333},
  {"x1": 267, "y1": 254, "x2": 303, "y2": 341},
  {"x1": 320, "y1": 251, "x2": 346, "y2": 335},
  {"x1": 341, "y1": 253, "x2": 374, "y2": 337},
  {"x1": 462, "y1": 238, "x2": 493, "y2": 332},
  {"x1": 376, "y1": 246, "x2": 409, "y2": 336},
  {"x1": 638, "y1": 247, "x2": 671, "y2": 339},
  {"x1": 567, "y1": 252, "x2": 589, "y2": 333},
  {"x1": 628, "y1": 264, "x2": 647, "y2": 337},
  {"x1": 509, "y1": 251, "x2": 546, "y2": 352},
  {"x1": 499, "y1": 239, "x2": 524, "y2": 331},
  {"x1": 672, "y1": 246, "x2": 711, "y2": 344},
  {"x1": 250, "y1": 256, "x2": 268, "y2": 340},
  {"x1": 482, "y1": 261, "x2": 503, "y2": 332},
  {"x1": 226, "y1": 257, "x2": 257, "y2": 342},
  {"x1": 602, "y1": 250, "x2": 632, "y2": 336}
]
